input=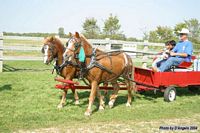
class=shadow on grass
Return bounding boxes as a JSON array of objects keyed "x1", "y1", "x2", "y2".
[
  {"x1": 3, "y1": 64, "x2": 51, "y2": 72},
  {"x1": 0, "y1": 84, "x2": 12, "y2": 92},
  {"x1": 60, "y1": 91, "x2": 90, "y2": 106},
  {"x1": 136, "y1": 87, "x2": 200, "y2": 100},
  {"x1": 57, "y1": 87, "x2": 200, "y2": 114},
  {"x1": 176, "y1": 88, "x2": 200, "y2": 96},
  {"x1": 63, "y1": 89, "x2": 161, "y2": 110}
]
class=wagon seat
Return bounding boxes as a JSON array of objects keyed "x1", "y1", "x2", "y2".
[{"x1": 171, "y1": 56, "x2": 196, "y2": 72}]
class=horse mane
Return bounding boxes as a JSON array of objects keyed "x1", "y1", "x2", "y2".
[
  {"x1": 79, "y1": 35, "x2": 123, "y2": 57},
  {"x1": 80, "y1": 35, "x2": 92, "y2": 48},
  {"x1": 80, "y1": 34, "x2": 105, "y2": 54},
  {"x1": 44, "y1": 36, "x2": 65, "y2": 52}
]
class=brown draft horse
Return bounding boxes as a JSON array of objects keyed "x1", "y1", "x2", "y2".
[
  {"x1": 41, "y1": 36, "x2": 79, "y2": 108},
  {"x1": 63, "y1": 32, "x2": 135, "y2": 116}
]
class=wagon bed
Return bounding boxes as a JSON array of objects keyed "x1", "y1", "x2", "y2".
[
  {"x1": 134, "y1": 67, "x2": 200, "y2": 89},
  {"x1": 134, "y1": 67, "x2": 200, "y2": 101}
]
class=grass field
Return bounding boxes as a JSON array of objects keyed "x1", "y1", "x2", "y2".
[
  {"x1": 0, "y1": 61, "x2": 200, "y2": 132},
  {"x1": 4, "y1": 39, "x2": 42, "y2": 46},
  {"x1": 4, "y1": 39, "x2": 66, "y2": 46},
  {"x1": 3, "y1": 51, "x2": 42, "y2": 57}
]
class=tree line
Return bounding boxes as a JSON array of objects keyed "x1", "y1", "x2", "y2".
[
  {"x1": 3, "y1": 14, "x2": 200, "y2": 44},
  {"x1": 147, "y1": 18, "x2": 200, "y2": 44}
]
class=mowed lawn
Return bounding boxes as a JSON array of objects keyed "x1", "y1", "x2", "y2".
[{"x1": 0, "y1": 61, "x2": 200, "y2": 132}]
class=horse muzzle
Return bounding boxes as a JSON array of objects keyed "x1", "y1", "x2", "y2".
[
  {"x1": 43, "y1": 55, "x2": 52, "y2": 65},
  {"x1": 63, "y1": 53, "x2": 72, "y2": 62}
]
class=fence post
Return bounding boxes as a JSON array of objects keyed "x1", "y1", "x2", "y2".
[
  {"x1": 105, "y1": 38, "x2": 111, "y2": 51},
  {"x1": 0, "y1": 32, "x2": 3, "y2": 72},
  {"x1": 142, "y1": 40, "x2": 149, "y2": 68}
]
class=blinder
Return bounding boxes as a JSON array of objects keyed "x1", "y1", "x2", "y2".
[
  {"x1": 65, "y1": 37, "x2": 83, "y2": 63},
  {"x1": 66, "y1": 37, "x2": 82, "y2": 52},
  {"x1": 41, "y1": 46, "x2": 44, "y2": 53},
  {"x1": 74, "y1": 42, "x2": 81, "y2": 50},
  {"x1": 42, "y1": 43, "x2": 56, "y2": 62}
]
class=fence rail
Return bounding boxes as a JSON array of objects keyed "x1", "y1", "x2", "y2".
[{"x1": 4, "y1": 35, "x2": 165, "y2": 46}]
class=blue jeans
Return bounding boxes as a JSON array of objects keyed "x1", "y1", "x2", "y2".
[{"x1": 158, "y1": 57, "x2": 185, "y2": 72}]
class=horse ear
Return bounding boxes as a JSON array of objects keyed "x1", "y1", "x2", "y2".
[
  {"x1": 75, "y1": 32, "x2": 80, "y2": 38},
  {"x1": 69, "y1": 32, "x2": 72, "y2": 37},
  {"x1": 49, "y1": 36, "x2": 55, "y2": 42}
]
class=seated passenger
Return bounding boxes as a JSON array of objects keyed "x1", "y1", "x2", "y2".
[
  {"x1": 152, "y1": 40, "x2": 176, "y2": 71},
  {"x1": 156, "y1": 28, "x2": 193, "y2": 72}
]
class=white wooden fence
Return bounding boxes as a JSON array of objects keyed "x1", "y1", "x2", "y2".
[{"x1": 1, "y1": 35, "x2": 165, "y2": 72}]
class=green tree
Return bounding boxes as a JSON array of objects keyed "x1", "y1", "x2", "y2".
[
  {"x1": 174, "y1": 22, "x2": 187, "y2": 36},
  {"x1": 185, "y1": 18, "x2": 200, "y2": 43},
  {"x1": 126, "y1": 37, "x2": 142, "y2": 42},
  {"x1": 82, "y1": 18, "x2": 100, "y2": 39},
  {"x1": 103, "y1": 14, "x2": 125, "y2": 40},
  {"x1": 174, "y1": 18, "x2": 200, "y2": 43},
  {"x1": 149, "y1": 31, "x2": 159, "y2": 42},
  {"x1": 148, "y1": 26, "x2": 175, "y2": 43},
  {"x1": 58, "y1": 27, "x2": 65, "y2": 38},
  {"x1": 143, "y1": 32, "x2": 149, "y2": 41}
]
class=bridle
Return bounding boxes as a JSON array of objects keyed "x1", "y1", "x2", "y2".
[
  {"x1": 66, "y1": 37, "x2": 82, "y2": 53},
  {"x1": 41, "y1": 43, "x2": 56, "y2": 63}
]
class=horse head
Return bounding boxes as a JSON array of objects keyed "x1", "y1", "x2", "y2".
[
  {"x1": 41, "y1": 36, "x2": 64, "y2": 65},
  {"x1": 63, "y1": 32, "x2": 86, "y2": 62}
]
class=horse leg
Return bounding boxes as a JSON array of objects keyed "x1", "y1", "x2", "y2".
[
  {"x1": 125, "y1": 80, "x2": 133, "y2": 107},
  {"x1": 103, "y1": 83, "x2": 108, "y2": 96},
  {"x1": 108, "y1": 81, "x2": 120, "y2": 108},
  {"x1": 71, "y1": 89, "x2": 80, "y2": 105},
  {"x1": 97, "y1": 83, "x2": 108, "y2": 110},
  {"x1": 85, "y1": 81, "x2": 98, "y2": 116},
  {"x1": 57, "y1": 90, "x2": 68, "y2": 109},
  {"x1": 96, "y1": 88, "x2": 105, "y2": 111}
]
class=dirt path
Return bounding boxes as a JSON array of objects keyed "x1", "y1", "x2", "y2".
[{"x1": 16, "y1": 114, "x2": 200, "y2": 133}]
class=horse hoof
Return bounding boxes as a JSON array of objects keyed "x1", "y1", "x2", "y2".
[
  {"x1": 75, "y1": 100, "x2": 80, "y2": 105},
  {"x1": 126, "y1": 102, "x2": 131, "y2": 107},
  {"x1": 84, "y1": 111, "x2": 91, "y2": 116},
  {"x1": 108, "y1": 101, "x2": 114, "y2": 108},
  {"x1": 99, "y1": 105, "x2": 105, "y2": 111},
  {"x1": 57, "y1": 104, "x2": 64, "y2": 109}
]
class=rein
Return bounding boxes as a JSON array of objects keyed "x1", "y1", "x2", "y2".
[{"x1": 53, "y1": 59, "x2": 79, "y2": 75}]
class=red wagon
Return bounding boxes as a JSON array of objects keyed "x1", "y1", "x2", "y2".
[{"x1": 134, "y1": 62, "x2": 200, "y2": 102}]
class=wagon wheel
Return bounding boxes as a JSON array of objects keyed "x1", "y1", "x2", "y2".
[
  {"x1": 164, "y1": 86, "x2": 176, "y2": 102},
  {"x1": 188, "y1": 86, "x2": 199, "y2": 93}
]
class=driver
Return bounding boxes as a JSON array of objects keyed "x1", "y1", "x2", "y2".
[{"x1": 156, "y1": 28, "x2": 193, "y2": 72}]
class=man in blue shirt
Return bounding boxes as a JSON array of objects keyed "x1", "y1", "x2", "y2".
[{"x1": 157, "y1": 28, "x2": 193, "y2": 72}]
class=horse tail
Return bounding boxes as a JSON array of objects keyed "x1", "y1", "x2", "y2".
[{"x1": 122, "y1": 53, "x2": 134, "y2": 105}]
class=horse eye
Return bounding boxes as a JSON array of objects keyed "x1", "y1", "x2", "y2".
[
  {"x1": 75, "y1": 43, "x2": 79, "y2": 48},
  {"x1": 44, "y1": 45, "x2": 48, "y2": 49},
  {"x1": 66, "y1": 42, "x2": 68, "y2": 47}
]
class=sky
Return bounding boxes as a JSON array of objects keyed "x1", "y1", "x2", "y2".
[{"x1": 0, "y1": 0, "x2": 200, "y2": 39}]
